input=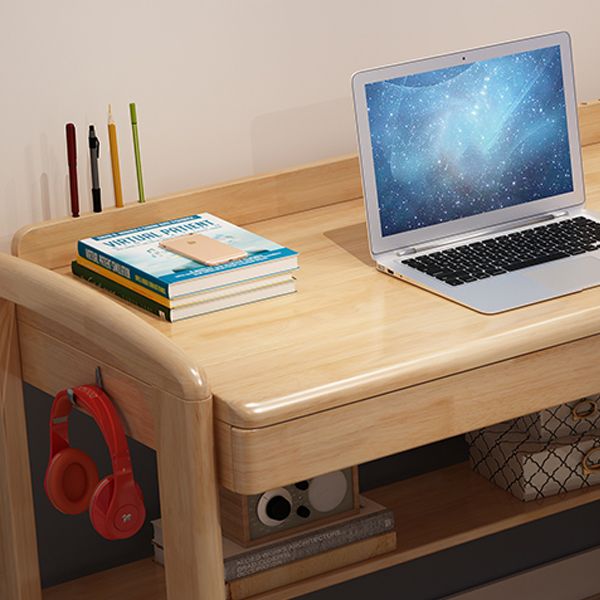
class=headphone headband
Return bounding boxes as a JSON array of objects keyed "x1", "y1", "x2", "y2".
[{"x1": 50, "y1": 385, "x2": 133, "y2": 479}]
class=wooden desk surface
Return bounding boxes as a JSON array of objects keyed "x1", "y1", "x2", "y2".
[
  {"x1": 5, "y1": 105, "x2": 600, "y2": 600},
  {"x1": 45, "y1": 140, "x2": 600, "y2": 429},
  {"x1": 8, "y1": 100, "x2": 600, "y2": 437}
]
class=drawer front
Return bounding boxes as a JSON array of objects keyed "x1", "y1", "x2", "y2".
[{"x1": 221, "y1": 333, "x2": 600, "y2": 494}]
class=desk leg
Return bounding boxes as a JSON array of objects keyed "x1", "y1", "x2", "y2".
[
  {"x1": 0, "y1": 301, "x2": 42, "y2": 599},
  {"x1": 156, "y1": 392, "x2": 226, "y2": 600}
]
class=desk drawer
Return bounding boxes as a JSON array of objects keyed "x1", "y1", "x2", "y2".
[{"x1": 219, "y1": 333, "x2": 600, "y2": 494}]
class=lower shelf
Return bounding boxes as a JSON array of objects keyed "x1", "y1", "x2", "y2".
[
  {"x1": 42, "y1": 558, "x2": 165, "y2": 600},
  {"x1": 42, "y1": 462, "x2": 600, "y2": 600}
]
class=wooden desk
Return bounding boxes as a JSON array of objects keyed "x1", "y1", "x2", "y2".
[{"x1": 2, "y1": 100, "x2": 600, "y2": 600}]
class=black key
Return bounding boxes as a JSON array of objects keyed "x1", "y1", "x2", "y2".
[
  {"x1": 423, "y1": 269, "x2": 443, "y2": 277},
  {"x1": 444, "y1": 278, "x2": 464, "y2": 286},
  {"x1": 408, "y1": 264, "x2": 426, "y2": 272},
  {"x1": 504, "y1": 252, "x2": 569, "y2": 272}
]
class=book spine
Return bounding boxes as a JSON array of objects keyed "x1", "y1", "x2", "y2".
[
  {"x1": 224, "y1": 510, "x2": 395, "y2": 581},
  {"x1": 72, "y1": 261, "x2": 172, "y2": 322},
  {"x1": 152, "y1": 510, "x2": 395, "y2": 582},
  {"x1": 78, "y1": 240, "x2": 171, "y2": 299},
  {"x1": 77, "y1": 256, "x2": 171, "y2": 307}
]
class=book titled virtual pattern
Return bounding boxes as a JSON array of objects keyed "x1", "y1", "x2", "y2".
[{"x1": 78, "y1": 213, "x2": 298, "y2": 299}]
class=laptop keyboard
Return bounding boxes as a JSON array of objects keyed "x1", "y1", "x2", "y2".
[{"x1": 402, "y1": 216, "x2": 600, "y2": 287}]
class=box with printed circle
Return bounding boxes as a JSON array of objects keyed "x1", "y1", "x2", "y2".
[
  {"x1": 511, "y1": 395, "x2": 600, "y2": 442},
  {"x1": 220, "y1": 467, "x2": 359, "y2": 546}
]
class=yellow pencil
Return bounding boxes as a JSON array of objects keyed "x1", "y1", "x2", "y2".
[{"x1": 108, "y1": 104, "x2": 124, "y2": 208}]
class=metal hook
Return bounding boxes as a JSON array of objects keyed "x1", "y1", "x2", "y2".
[
  {"x1": 67, "y1": 388, "x2": 77, "y2": 408},
  {"x1": 95, "y1": 366, "x2": 104, "y2": 390}
]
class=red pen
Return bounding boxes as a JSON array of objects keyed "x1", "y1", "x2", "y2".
[{"x1": 66, "y1": 123, "x2": 79, "y2": 218}]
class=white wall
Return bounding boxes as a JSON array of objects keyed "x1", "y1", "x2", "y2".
[{"x1": 1, "y1": 0, "x2": 599, "y2": 251}]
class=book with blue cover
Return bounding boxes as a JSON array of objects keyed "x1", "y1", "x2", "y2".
[{"x1": 77, "y1": 213, "x2": 298, "y2": 298}]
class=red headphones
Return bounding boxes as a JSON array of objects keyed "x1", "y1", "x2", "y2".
[{"x1": 44, "y1": 384, "x2": 146, "y2": 540}]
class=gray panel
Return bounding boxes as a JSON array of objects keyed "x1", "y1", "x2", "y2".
[{"x1": 247, "y1": 468, "x2": 355, "y2": 541}]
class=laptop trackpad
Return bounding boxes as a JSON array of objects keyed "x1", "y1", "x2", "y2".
[{"x1": 524, "y1": 256, "x2": 600, "y2": 292}]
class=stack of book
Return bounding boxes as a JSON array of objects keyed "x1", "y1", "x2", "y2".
[
  {"x1": 72, "y1": 213, "x2": 298, "y2": 322},
  {"x1": 152, "y1": 497, "x2": 396, "y2": 599}
]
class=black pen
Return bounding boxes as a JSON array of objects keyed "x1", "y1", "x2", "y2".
[{"x1": 89, "y1": 125, "x2": 102, "y2": 213}]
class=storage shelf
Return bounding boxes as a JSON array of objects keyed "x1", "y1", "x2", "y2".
[
  {"x1": 42, "y1": 558, "x2": 165, "y2": 600},
  {"x1": 42, "y1": 462, "x2": 600, "y2": 600}
]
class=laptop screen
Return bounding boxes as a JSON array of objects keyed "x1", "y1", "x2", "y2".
[{"x1": 365, "y1": 45, "x2": 574, "y2": 237}]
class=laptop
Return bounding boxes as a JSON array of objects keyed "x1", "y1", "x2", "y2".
[{"x1": 352, "y1": 32, "x2": 600, "y2": 313}]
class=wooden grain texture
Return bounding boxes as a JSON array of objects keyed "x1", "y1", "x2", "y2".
[
  {"x1": 13, "y1": 155, "x2": 361, "y2": 270},
  {"x1": 18, "y1": 321, "x2": 158, "y2": 448},
  {"x1": 7, "y1": 136, "x2": 600, "y2": 436},
  {"x1": 181, "y1": 141, "x2": 600, "y2": 429},
  {"x1": 219, "y1": 486, "x2": 250, "y2": 545},
  {"x1": 215, "y1": 419, "x2": 236, "y2": 490},
  {"x1": 32, "y1": 139, "x2": 600, "y2": 432},
  {"x1": 40, "y1": 461, "x2": 600, "y2": 600},
  {"x1": 155, "y1": 392, "x2": 226, "y2": 600},
  {"x1": 42, "y1": 559, "x2": 166, "y2": 600},
  {"x1": 0, "y1": 507, "x2": 6, "y2": 600},
  {"x1": 8, "y1": 105, "x2": 600, "y2": 432},
  {"x1": 580, "y1": 99, "x2": 600, "y2": 147},
  {"x1": 228, "y1": 531, "x2": 397, "y2": 599},
  {"x1": 365, "y1": 463, "x2": 600, "y2": 567},
  {"x1": 221, "y1": 332, "x2": 600, "y2": 493},
  {"x1": 0, "y1": 301, "x2": 41, "y2": 599},
  {"x1": 0, "y1": 253, "x2": 207, "y2": 402}
]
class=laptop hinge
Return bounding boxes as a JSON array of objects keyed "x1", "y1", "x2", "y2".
[{"x1": 395, "y1": 210, "x2": 571, "y2": 257}]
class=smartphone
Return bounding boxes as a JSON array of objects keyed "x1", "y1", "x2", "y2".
[{"x1": 160, "y1": 234, "x2": 248, "y2": 266}]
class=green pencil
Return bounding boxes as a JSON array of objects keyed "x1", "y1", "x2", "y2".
[{"x1": 129, "y1": 102, "x2": 145, "y2": 203}]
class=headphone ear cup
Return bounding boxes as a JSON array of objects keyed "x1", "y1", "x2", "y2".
[
  {"x1": 89, "y1": 477, "x2": 146, "y2": 540},
  {"x1": 89, "y1": 476, "x2": 115, "y2": 539},
  {"x1": 44, "y1": 448, "x2": 99, "y2": 515}
]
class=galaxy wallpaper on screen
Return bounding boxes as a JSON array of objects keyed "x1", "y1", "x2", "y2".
[{"x1": 365, "y1": 45, "x2": 573, "y2": 237}]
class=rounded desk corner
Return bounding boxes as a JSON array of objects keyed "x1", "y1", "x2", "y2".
[
  {"x1": 11, "y1": 222, "x2": 34, "y2": 258},
  {"x1": 0, "y1": 252, "x2": 211, "y2": 403}
]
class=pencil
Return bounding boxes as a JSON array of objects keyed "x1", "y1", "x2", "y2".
[
  {"x1": 108, "y1": 104, "x2": 124, "y2": 208},
  {"x1": 129, "y1": 102, "x2": 145, "y2": 203}
]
